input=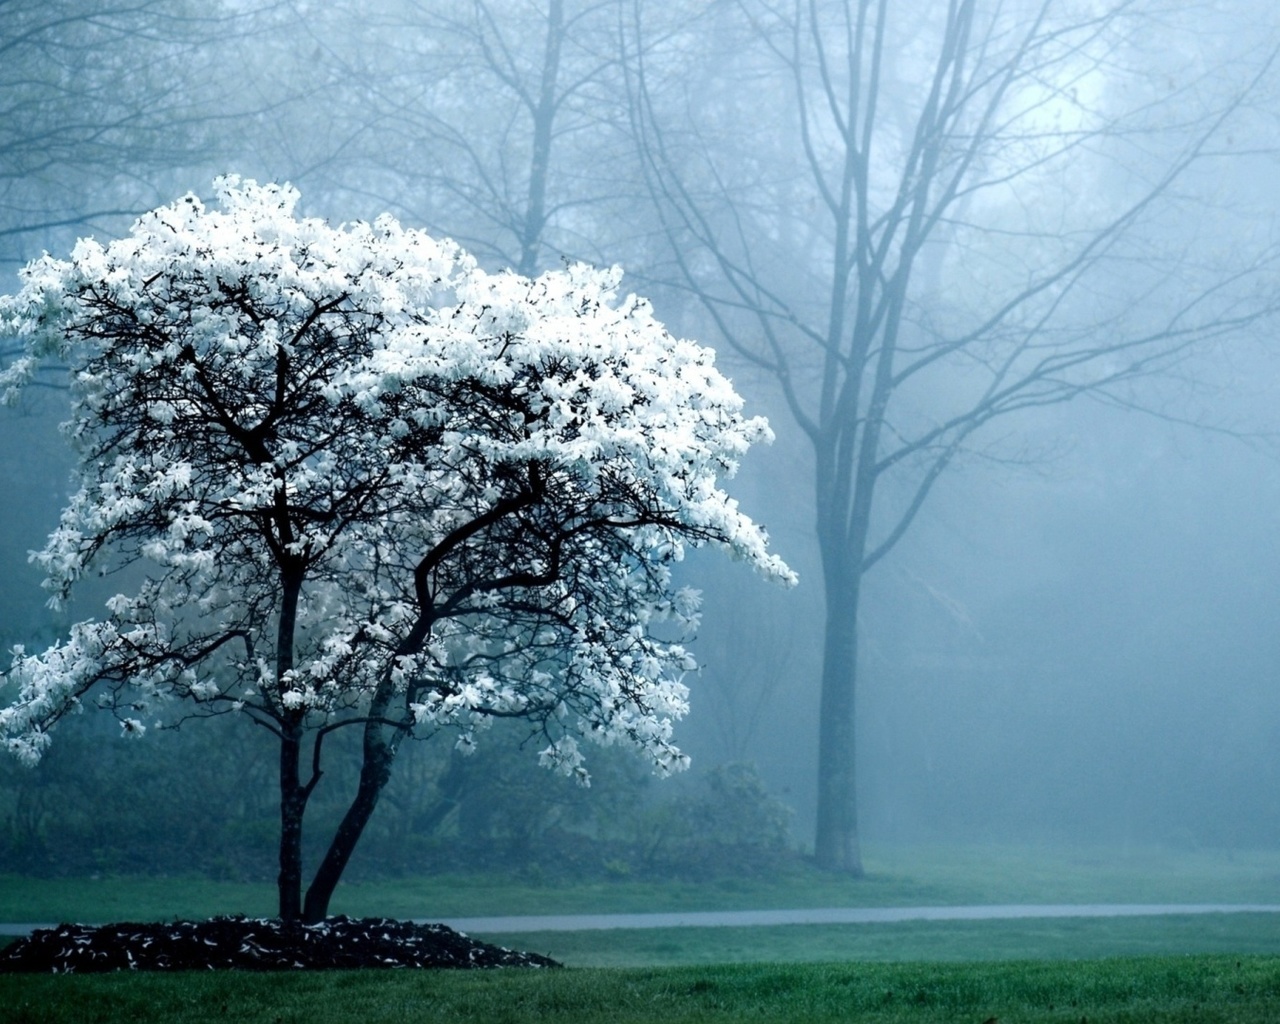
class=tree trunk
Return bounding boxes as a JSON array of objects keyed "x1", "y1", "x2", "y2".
[
  {"x1": 275, "y1": 571, "x2": 306, "y2": 921},
  {"x1": 516, "y1": 0, "x2": 563, "y2": 277},
  {"x1": 278, "y1": 724, "x2": 306, "y2": 921},
  {"x1": 813, "y1": 571, "x2": 864, "y2": 875},
  {"x1": 302, "y1": 725, "x2": 399, "y2": 923}
]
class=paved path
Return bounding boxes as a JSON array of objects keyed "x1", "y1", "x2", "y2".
[
  {"x1": 438, "y1": 903, "x2": 1280, "y2": 933},
  {"x1": 5, "y1": 903, "x2": 1279, "y2": 937}
]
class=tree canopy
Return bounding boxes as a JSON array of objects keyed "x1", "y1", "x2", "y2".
[{"x1": 0, "y1": 177, "x2": 792, "y2": 919}]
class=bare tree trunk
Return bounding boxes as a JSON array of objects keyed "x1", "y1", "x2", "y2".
[
  {"x1": 814, "y1": 571, "x2": 863, "y2": 874},
  {"x1": 275, "y1": 572, "x2": 306, "y2": 921},
  {"x1": 516, "y1": 0, "x2": 563, "y2": 277},
  {"x1": 302, "y1": 746, "x2": 395, "y2": 923},
  {"x1": 303, "y1": 690, "x2": 408, "y2": 923},
  {"x1": 277, "y1": 724, "x2": 306, "y2": 921}
]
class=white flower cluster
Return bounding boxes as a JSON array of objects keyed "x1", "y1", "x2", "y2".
[{"x1": 0, "y1": 177, "x2": 792, "y2": 781}]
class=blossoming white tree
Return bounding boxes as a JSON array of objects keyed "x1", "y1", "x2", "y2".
[{"x1": 0, "y1": 178, "x2": 792, "y2": 922}]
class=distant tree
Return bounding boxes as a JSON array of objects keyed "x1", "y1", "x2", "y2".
[
  {"x1": 0, "y1": 178, "x2": 792, "y2": 922},
  {"x1": 628, "y1": 0, "x2": 1280, "y2": 872},
  {"x1": 0, "y1": 0, "x2": 247, "y2": 256},
  {"x1": 403, "y1": 0, "x2": 614, "y2": 275},
  {"x1": 274, "y1": 0, "x2": 662, "y2": 276},
  {"x1": 0, "y1": 0, "x2": 285, "y2": 391}
]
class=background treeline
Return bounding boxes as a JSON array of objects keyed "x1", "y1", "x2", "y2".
[
  {"x1": 4, "y1": 0, "x2": 1280, "y2": 874},
  {"x1": 0, "y1": 714, "x2": 793, "y2": 882}
]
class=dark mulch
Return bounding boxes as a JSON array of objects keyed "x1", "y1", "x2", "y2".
[{"x1": 0, "y1": 915, "x2": 561, "y2": 973}]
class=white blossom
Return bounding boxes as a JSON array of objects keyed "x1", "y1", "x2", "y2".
[{"x1": 0, "y1": 177, "x2": 792, "y2": 787}]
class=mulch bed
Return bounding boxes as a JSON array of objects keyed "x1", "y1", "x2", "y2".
[{"x1": 0, "y1": 915, "x2": 561, "y2": 972}]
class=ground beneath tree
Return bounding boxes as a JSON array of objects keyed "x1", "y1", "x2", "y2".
[{"x1": 0, "y1": 915, "x2": 561, "y2": 972}]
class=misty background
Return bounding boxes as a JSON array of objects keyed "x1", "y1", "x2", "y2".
[{"x1": 2, "y1": 0, "x2": 1280, "y2": 879}]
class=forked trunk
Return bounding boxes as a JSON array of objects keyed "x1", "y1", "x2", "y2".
[{"x1": 302, "y1": 726, "x2": 399, "y2": 924}]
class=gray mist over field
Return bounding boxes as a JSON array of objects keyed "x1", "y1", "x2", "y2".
[{"x1": 3, "y1": 0, "x2": 1280, "y2": 886}]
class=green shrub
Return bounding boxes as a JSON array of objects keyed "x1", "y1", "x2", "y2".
[{"x1": 0, "y1": 713, "x2": 797, "y2": 882}]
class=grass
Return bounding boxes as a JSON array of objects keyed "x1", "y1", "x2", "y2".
[
  {"x1": 4, "y1": 843, "x2": 1279, "y2": 924},
  {"x1": 4, "y1": 913, "x2": 1277, "y2": 971},
  {"x1": 3, "y1": 955, "x2": 1280, "y2": 1023},
  {"x1": 487, "y1": 914, "x2": 1280, "y2": 968},
  {"x1": 4, "y1": 847, "x2": 1279, "y2": 1021}
]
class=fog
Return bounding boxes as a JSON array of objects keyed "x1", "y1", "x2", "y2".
[
  {"x1": 3, "y1": 0, "x2": 1280, "y2": 885},
  {"x1": 690, "y1": 401, "x2": 1280, "y2": 849}
]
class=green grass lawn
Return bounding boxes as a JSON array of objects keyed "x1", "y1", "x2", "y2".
[
  {"x1": 490, "y1": 913, "x2": 1280, "y2": 968},
  {"x1": 4, "y1": 843, "x2": 1278, "y2": 972},
  {"x1": 3, "y1": 955, "x2": 1280, "y2": 1023},
  {"x1": 4, "y1": 843, "x2": 1279, "y2": 924},
  {"x1": 4, "y1": 847, "x2": 1280, "y2": 1021}
]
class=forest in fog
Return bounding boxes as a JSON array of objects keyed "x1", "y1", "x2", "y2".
[{"x1": 2, "y1": 0, "x2": 1280, "y2": 885}]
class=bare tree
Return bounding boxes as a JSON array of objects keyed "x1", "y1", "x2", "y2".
[
  {"x1": 627, "y1": 0, "x2": 1280, "y2": 872},
  {"x1": 0, "y1": 0, "x2": 294, "y2": 386},
  {"x1": 0, "y1": 0, "x2": 266, "y2": 259},
  {"x1": 278, "y1": 0, "x2": 644, "y2": 276}
]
